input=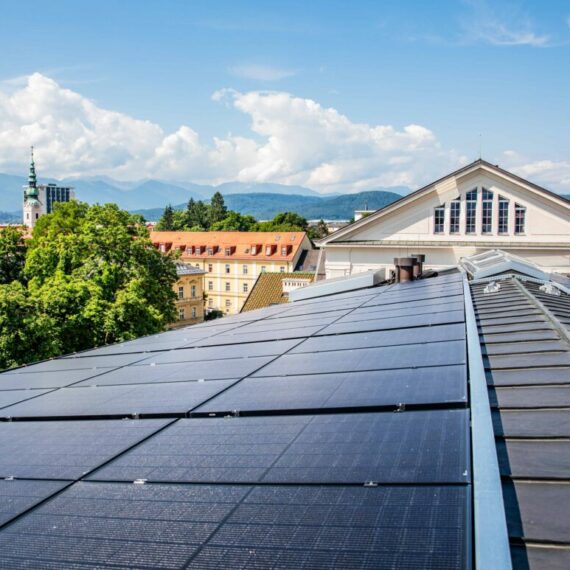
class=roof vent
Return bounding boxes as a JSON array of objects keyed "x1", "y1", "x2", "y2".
[
  {"x1": 410, "y1": 254, "x2": 425, "y2": 279},
  {"x1": 539, "y1": 283, "x2": 561, "y2": 296},
  {"x1": 394, "y1": 258, "x2": 415, "y2": 283},
  {"x1": 484, "y1": 281, "x2": 501, "y2": 294}
]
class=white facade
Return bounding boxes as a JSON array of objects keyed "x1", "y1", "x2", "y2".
[
  {"x1": 23, "y1": 184, "x2": 75, "y2": 229},
  {"x1": 318, "y1": 160, "x2": 570, "y2": 278}
]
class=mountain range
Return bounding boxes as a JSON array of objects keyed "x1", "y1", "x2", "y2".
[{"x1": 0, "y1": 173, "x2": 407, "y2": 222}]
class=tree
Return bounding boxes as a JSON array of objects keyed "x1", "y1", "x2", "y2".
[
  {"x1": 0, "y1": 226, "x2": 26, "y2": 284},
  {"x1": 308, "y1": 219, "x2": 329, "y2": 240},
  {"x1": 24, "y1": 201, "x2": 178, "y2": 352},
  {"x1": 211, "y1": 211, "x2": 257, "y2": 232},
  {"x1": 156, "y1": 204, "x2": 175, "y2": 230},
  {"x1": 209, "y1": 192, "x2": 227, "y2": 226},
  {"x1": 0, "y1": 281, "x2": 58, "y2": 369},
  {"x1": 254, "y1": 211, "x2": 309, "y2": 232}
]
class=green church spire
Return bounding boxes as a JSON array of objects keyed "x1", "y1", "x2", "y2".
[{"x1": 26, "y1": 146, "x2": 39, "y2": 199}]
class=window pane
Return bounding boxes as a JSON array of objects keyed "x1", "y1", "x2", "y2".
[
  {"x1": 482, "y1": 189, "x2": 493, "y2": 234},
  {"x1": 466, "y1": 189, "x2": 477, "y2": 234},
  {"x1": 434, "y1": 207, "x2": 445, "y2": 234},
  {"x1": 515, "y1": 204, "x2": 526, "y2": 234},
  {"x1": 498, "y1": 197, "x2": 509, "y2": 234},
  {"x1": 450, "y1": 201, "x2": 460, "y2": 234}
]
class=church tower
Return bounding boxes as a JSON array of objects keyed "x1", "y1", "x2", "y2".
[{"x1": 23, "y1": 147, "x2": 43, "y2": 228}]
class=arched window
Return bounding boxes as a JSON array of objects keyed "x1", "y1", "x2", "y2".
[
  {"x1": 482, "y1": 188, "x2": 493, "y2": 234},
  {"x1": 465, "y1": 189, "x2": 477, "y2": 234},
  {"x1": 450, "y1": 199, "x2": 460, "y2": 234},
  {"x1": 498, "y1": 196, "x2": 509, "y2": 234}
]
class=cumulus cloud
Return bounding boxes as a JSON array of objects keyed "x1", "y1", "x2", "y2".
[
  {"x1": 0, "y1": 72, "x2": 467, "y2": 192},
  {"x1": 501, "y1": 151, "x2": 570, "y2": 192}
]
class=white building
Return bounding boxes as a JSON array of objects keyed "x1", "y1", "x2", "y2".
[
  {"x1": 317, "y1": 159, "x2": 570, "y2": 278},
  {"x1": 23, "y1": 148, "x2": 75, "y2": 228}
]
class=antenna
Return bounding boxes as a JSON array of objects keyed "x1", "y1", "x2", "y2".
[{"x1": 478, "y1": 134, "x2": 482, "y2": 160}]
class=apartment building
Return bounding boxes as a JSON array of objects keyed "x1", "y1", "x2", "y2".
[
  {"x1": 151, "y1": 231, "x2": 312, "y2": 315},
  {"x1": 170, "y1": 262, "x2": 205, "y2": 328}
]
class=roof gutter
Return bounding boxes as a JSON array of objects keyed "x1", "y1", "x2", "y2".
[{"x1": 462, "y1": 273, "x2": 512, "y2": 570}]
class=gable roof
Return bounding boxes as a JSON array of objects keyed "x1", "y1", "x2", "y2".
[
  {"x1": 241, "y1": 271, "x2": 314, "y2": 312},
  {"x1": 318, "y1": 159, "x2": 570, "y2": 246}
]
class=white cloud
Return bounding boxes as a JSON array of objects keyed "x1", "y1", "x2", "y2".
[
  {"x1": 16, "y1": 72, "x2": 570, "y2": 195},
  {"x1": 501, "y1": 151, "x2": 570, "y2": 192},
  {"x1": 461, "y1": 1, "x2": 551, "y2": 47},
  {"x1": 228, "y1": 64, "x2": 296, "y2": 81}
]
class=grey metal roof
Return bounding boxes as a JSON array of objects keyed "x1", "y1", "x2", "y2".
[
  {"x1": 471, "y1": 276, "x2": 570, "y2": 570},
  {"x1": 175, "y1": 261, "x2": 205, "y2": 276}
]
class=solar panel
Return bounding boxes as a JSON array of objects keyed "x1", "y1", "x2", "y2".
[
  {"x1": 0, "y1": 389, "x2": 53, "y2": 410},
  {"x1": 0, "y1": 480, "x2": 68, "y2": 526},
  {"x1": 5, "y1": 353, "x2": 148, "y2": 374},
  {"x1": 75, "y1": 356, "x2": 274, "y2": 387},
  {"x1": 0, "y1": 369, "x2": 114, "y2": 390},
  {"x1": 254, "y1": 340, "x2": 466, "y2": 377},
  {"x1": 0, "y1": 482, "x2": 468, "y2": 570},
  {"x1": 292, "y1": 323, "x2": 466, "y2": 354},
  {"x1": 0, "y1": 419, "x2": 170, "y2": 479},
  {"x1": 196, "y1": 327, "x2": 322, "y2": 347},
  {"x1": 341, "y1": 300, "x2": 465, "y2": 323},
  {"x1": 89, "y1": 410, "x2": 469, "y2": 484},
  {"x1": 195, "y1": 365, "x2": 467, "y2": 415},
  {"x1": 139, "y1": 339, "x2": 300, "y2": 366},
  {"x1": 317, "y1": 310, "x2": 465, "y2": 336},
  {"x1": 0, "y1": 379, "x2": 239, "y2": 420}
]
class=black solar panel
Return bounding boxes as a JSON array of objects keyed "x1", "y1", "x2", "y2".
[
  {"x1": 292, "y1": 323, "x2": 465, "y2": 353},
  {"x1": 0, "y1": 480, "x2": 67, "y2": 526},
  {"x1": 0, "y1": 482, "x2": 468, "y2": 570},
  {"x1": 0, "y1": 273, "x2": 472, "y2": 569},
  {"x1": 0, "y1": 368, "x2": 115, "y2": 390},
  {"x1": 196, "y1": 366, "x2": 467, "y2": 415},
  {"x1": 254, "y1": 340, "x2": 466, "y2": 377},
  {"x1": 0, "y1": 419, "x2": 170, "y2": 479},
  {"x1": 89, "y1": 410, "x2": 469, "y2": 484},
  {"x1": 0, "y1": 379, "x2": 239, "y2": 420},
  {"x1": 0, "y1": 389, "x2": 52, "y2": 410}
]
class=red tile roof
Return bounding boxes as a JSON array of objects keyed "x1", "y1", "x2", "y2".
[{"x1": 150, "y1": 231, "x2": 307, "y2": 262}]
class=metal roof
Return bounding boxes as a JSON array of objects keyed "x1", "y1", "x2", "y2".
[{"x1": 470, "y1": 274, "x2": 570, "y2": 570}]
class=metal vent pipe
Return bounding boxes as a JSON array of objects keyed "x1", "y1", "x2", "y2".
[
  {"x1": 394, "y1": 257, "x2": 415, "y2": 283},
  {"x1": 411, "y1": 254, "x2": 426, "y2": 278}
]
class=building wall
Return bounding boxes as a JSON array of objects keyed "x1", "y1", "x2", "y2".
[
  {"x1": 186, "y1": 258, "x2": 296, "y2": 315},
  {"x1": 170, "y1": 274, "x2": 204, "y2": 328},
  {"x1": 323, "y1": 168, "x2": 570, "y2": 277}
]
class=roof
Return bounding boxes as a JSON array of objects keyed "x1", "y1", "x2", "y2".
[
  {"x1": 318, "y1": 159, "x2": 570, "y2": 246},
  {"x1": 175, "y1": 262, "x2": 205, "y2": 276},
  {"x1": 0, "y1": 269, "x2": 473, "y2": 568},
  {"x1": 470, "y1": 274, "x2": 570, "y2": 569},
  {"x1": 0, "y1": 250, "x2": 567, "y2": 568},
  {"x1": 240, "y1": 271, "x2": 314, "y2": 312},
  {"x1": 151, "y1": 231, "x2": 308, "y2": 262}
]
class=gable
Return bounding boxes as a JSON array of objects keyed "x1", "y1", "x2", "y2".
[{"x1": 324, "y1": 161, "x2": 570, "y2": 244}]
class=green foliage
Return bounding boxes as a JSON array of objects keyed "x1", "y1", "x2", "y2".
[
  {"x1": 156, "y1": 204, "x2": 175, "y2": 230},
  {"x1": 308, "y1": 219, "x2": 329, "y2": 240},
  {"x1": 254, "y1": 212, "x2": 309, "y2": 232},
  {"x1": 211, "y1": 211, "x2": 256, "y2": 231},
  {"x1": 0, "y1": 201, "x2": 178, "y2": 369},
  {"x1": 0, "y1": 226, "x2": 26, "y2": 284},
  {"x1": 0, "y1": 281, "x2": 58, "y2": 369},
  {"x1": 209, "y1": 192, "x2": 227, "y2": 226}
]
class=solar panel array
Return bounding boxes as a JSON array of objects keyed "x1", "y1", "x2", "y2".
[{"x1": 0, "y1": 272, "x2": 471, "y2": 569}]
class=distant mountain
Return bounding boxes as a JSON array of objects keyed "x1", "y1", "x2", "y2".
[
  {"x1": 0, "y1": 172, "x2": 406, "y2": 213},
  {"x1": 213, "y1": 181, "x2": 321, "y2": 198},
  {"x1": 132, "y1": 190, "x2": 402, "y2": 221},
  {"x1": 0, "y1": 210, "x2": 21, "y2": 224}
]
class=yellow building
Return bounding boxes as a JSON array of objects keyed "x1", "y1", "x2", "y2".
[
  {"x1": 151, "y1": 231, "x2": 313, "y2": 315},
  {"x1": 170, "y1": 262, "x2": 206, "y2": 328}
]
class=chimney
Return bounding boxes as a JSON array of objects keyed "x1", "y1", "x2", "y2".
[
  {"x1": 394, "y1": 257, "x2": 415, "y2": 283},
  {"x1": 411, "y1": 254, "x2": 426, "y2": 278}
]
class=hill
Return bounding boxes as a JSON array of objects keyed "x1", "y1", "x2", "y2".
[{"x1": 132, "y1": 190, "x2": 402, "y2": 221}]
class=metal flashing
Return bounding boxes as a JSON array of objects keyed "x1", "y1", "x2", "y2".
[{"x1": 463, "y1": 275, "x2": 513, "y2": 570}]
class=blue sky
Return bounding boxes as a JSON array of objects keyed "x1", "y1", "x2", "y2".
[{"x1": 1, "y1": 0, "x2": 569, "y2": 192}]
